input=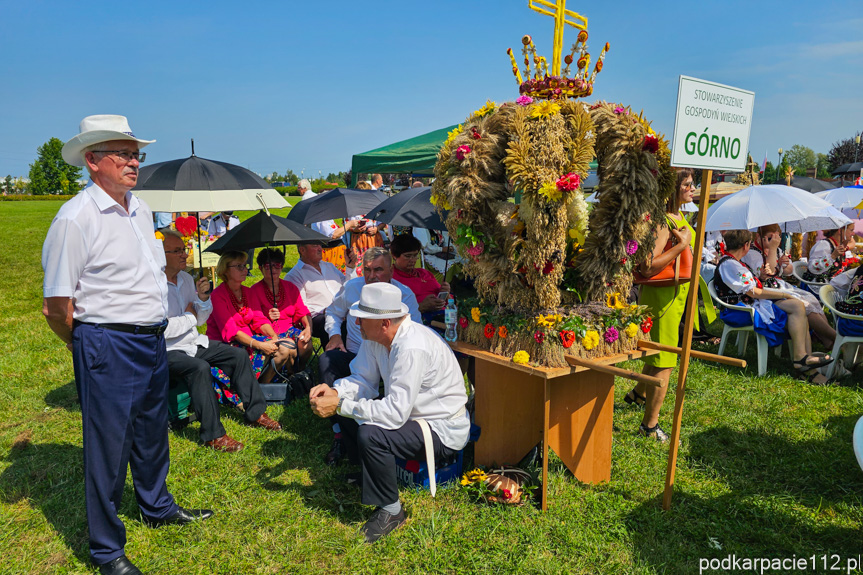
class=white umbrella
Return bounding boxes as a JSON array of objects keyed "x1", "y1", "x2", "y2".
[
  {"x1": 704, "y1": 184, "x2": 849, "y2": 233},
  {"x1": 815, "y1": 186, "x2": 863, "y2": 219},
  {"x1": 680, "y1": 201, "x2": 698, "y2": 213},
  {"x1": 132, "y1": 188, "x2": 288, "y2": 212}
]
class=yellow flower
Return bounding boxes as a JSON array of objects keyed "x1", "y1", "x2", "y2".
[
  {"x1": 629, "y1": 303, "x2": 638, "y2": 311},
  {"x1": 464, "y1": 468, "x2": 487, "y2": 483},
  {"x1": 529, "y1": 100, "x2": 561, "y2": 119},
  {"x1": 625, "y1": 323, "x2": 639, "y2": 338},
  {"x1": 513, "y1": 350, "x2": 530, "y2": 365},
  {"x1": 444, "y1": 125, "x2": 463, "y2": 146},
  {"x1": 568, "y1": 228, "x2": 585, "y2": 245},
  {"x1": 154, "y1": 231, "x2": 164, "y2": 241},
  {"x1": 539, "y1": 182, "x2": 562, "y2": 202},
  {"x1": 471, "y1": 100, "x2": 496, "y2": 119},
  {"x1": 471, "y1": 307, "x2": 481, "y2": 323},
  {"x1": 460, "y1": 477, "x2": 472, "y2": 486},
  {"x1": 582, "y1": 330, "x2": 600, "y2": 350},
  {"x1": 605, "y1": 292, "x2": 626, "y2": 309}
]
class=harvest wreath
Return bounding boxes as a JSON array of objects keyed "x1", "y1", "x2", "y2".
[{"x1": 430, "y1": 7, "x2": 675, "y2": 368}]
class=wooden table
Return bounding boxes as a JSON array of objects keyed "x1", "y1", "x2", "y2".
[{"x1": 451, "y1": 341, "x2": 657, "y2": 510}]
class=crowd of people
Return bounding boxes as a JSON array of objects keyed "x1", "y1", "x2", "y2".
[{"x1": 40, "y1": 114, "x2": 863, "y2": 573}]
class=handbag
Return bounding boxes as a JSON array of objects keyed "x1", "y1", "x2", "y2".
[{"x1": 633, "y1": 228, "x2": 693, "y2": 288}]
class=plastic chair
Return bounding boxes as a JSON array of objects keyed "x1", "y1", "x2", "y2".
[
  {"x1": 792, "y1": 260, "x2": 829, "y2": 298},
  {"x1": 708, "y1": 280, "x2": 783, "y2": 376},
  {"x1": 819, "y1": 285, "x2": 863, "y2": 379},
  {"x1": 853, "y1": 416, "x2": 863, "y2": 473}
]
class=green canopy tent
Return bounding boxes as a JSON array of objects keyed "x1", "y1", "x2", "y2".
[
  {"x1": 351, "y1": 125, "x2": 458, "y2": 186},
  {"x1": 351, "y1": 124, "x2": 599, "y2": 186}
]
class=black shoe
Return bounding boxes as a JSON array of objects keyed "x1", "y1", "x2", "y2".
[
  {"x1": 98, "y1": 555, "x2": 143, "y2": 575},
  {"x1": 144, "y1": 506, "x2": 214, "y2": 528},
  {"x1": 362, "y1": 507, "x2": 406, "y2": 543},
  {"x1": 325, "y1": 437, "x2": 344, "y2": 466}
]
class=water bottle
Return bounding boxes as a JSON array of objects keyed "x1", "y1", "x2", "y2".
[{"x1": 444, "y1": 295, "x2": 458, "y2": 342}]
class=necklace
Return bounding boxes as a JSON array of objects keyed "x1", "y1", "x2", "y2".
[
  {"x1": 228, "y1": 285, "x2": 248, "y2": 313},
  {"x1": 264, "y1": 279, "x2": 285, "y2": 308}
]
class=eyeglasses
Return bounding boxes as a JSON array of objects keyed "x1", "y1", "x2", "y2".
[
  {"x1": 227, "y1": 264, "x2": 248, "y2": 271},
  {"x1": 92, "y1": 150, "x2": 147, "y2": 163},
  {"x1": 261, "y1": 262, "x2": 283, "y2": 269},
  {"x1": 164, "y1": 248, "x2": 188, "y2": 255},
  {"x1": 400, "y1": 252, "x2": 419, "y2": 260}
]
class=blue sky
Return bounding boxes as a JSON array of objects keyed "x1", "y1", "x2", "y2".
[{"x1": 1, "y1": 0, "x2": 861, "y2": 179}]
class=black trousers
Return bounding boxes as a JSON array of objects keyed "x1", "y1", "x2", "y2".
[
  {"x1": 318, "y1": 349, "x2": 356, "y2": 386},
  {"x1": 339, "y1": 416, "x2": 457, "y2": 507},
  {"x1": 167, "y1": 341, "x2": 267, "y2": 442},
  {"x1": 311, "y1": 313, "x2": 330, "y2": 348}
]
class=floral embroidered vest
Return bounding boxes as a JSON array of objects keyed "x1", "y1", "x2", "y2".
[{"x1": 714, "y1": 255, "x2": 758, "y2": 305}]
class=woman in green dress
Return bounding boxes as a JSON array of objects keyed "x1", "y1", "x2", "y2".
[{"x1": 625, "y1": 168, "x2": 696, "y2": 442}]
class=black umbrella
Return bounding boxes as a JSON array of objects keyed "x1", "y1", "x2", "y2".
[
  {"x1": 205, "y1": 210, "x2": 333, "y2": 306},
  {"x1": 773, "y1": 176, "x2": 836, "y2": 193},
  {"x1": 364, "y1": 186, "x2": 448, "y2": 231},
  {"x1": 285, "y1": 187, "x2": 387, "y2": 225},
  {"x1": 205, "y1": 211, "x2": 332, "y2": 255},
  {"x1": 832, "y1": 162, "x2": 863, "y2": 176}
]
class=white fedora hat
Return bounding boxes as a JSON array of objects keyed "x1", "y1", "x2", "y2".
[
  {"x1": 62, "y1": 114, "x2": 156, "y2": 167},
  {"x1": 349, "y1": 283, "x2": 409, "y2": 320}
]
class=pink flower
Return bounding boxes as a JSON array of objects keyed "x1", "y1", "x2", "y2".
[
  {"x1": 534, "y1": 331, "x2": 545, "y2": 344},
  {"x1": 626, "y1": 240, "x2": 638, "y2": 255},
  {"x1": 456, "y1": 145, "x2": 472, "y2": 161},
  {"x1": 555, "y1": 172, "x2": 581, "y2": 192},
  {"x1": 466, "y1": 241, "x2": 484, "y2": 257},
  {"x1": 614, "y1": 106, "x2": 627, "y2": 115},
  {"x1": 516, "y1": 95, "x2": 534, "y2": 106},
  {"x1": 604, "y1": 327, "x2": 619, "y2": 344}
]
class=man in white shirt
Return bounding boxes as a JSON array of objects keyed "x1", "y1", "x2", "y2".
[
  {"x1": 317, "y1": 247, "x2": 420, "y2": 465},
  {"x1": 162, "y1": 231, "x2": 280, "y2": 454},
  {"x1": 298, "y1": 178, "x2": 316, "y2": 200},
  {"x1": 285, "y1": 242, "x2": 356, "y2": 347},
  {"x1": 42, "y1": 115, "x2": 212, "y2": 575},
  {"x1": 310, "y1": 282, "x2": 469, "y2": 543}
]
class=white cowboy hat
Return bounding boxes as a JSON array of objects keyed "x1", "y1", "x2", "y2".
[
  {"x1": 349, "y1": 283, "x2": 409, "y2": 320},
  {"x1": 62, "y1": 114, "x2": 156, "y2": 167}
]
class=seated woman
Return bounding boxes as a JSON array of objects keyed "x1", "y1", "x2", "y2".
[
  {"x1": 206, "y1": 251, "x2": 293, "y2": 383},
  {"x1": 744, "y1": 224, "x2": 835, "y2": 349},
  {"x1": 390, "y1": 233, "x2": 451, "y2": 321},
  {"x1": 715, "y1": 229, "x2": 833, "y2": 384},
  {"x1": 248, "y1": 248, "x2": 313, "y2": 376},
  {"x1": 804, "y1": 224, "x2": 856, "y2": 283},
  {"x1": 832, "y1": 265, "x2": 863, "y2": 315}
]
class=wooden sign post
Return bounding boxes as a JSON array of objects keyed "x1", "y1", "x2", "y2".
[{"x1": 664, "y1": 76, "x2": 755, "y2": 509}]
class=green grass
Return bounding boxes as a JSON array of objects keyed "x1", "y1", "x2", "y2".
[{"x1": 2, "y1": 200, "x2": 863, "y2": 574}]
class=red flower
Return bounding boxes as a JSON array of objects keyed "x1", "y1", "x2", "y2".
[
  {"x1": 620, "y1": 257, "x2": 627, "y2": 265},
  {"x1": 542, "y1": 261, "x2": 555, "y2": 274},
  {"x1": 470, "y1": 127, "x2": 482, "y2": 140},
  {"x1": 458, "y1": 316, "x2": 468, "y2": 329},
  {"x1": 534, "y1": 331, "x2": 545, "y2": 344},
  {"x1": 501, "y1": 488, "x2": 512, "y2": 500},
  {"x1": 555, "y1": 172, "x2": 581, "y2": 192},
  {"x1": 559, "y1": 330, "x2": 576, "y2": 348},
  {"x1": 484, "y1": 323, "x2": 495, "y2": 339},
  {"x1": 644, "y1": 214, "x2": 651, "y2": 221},
  {"x1": 643, "y1": 134, "x2": 659, "y2": 153},
  {"x1": 641, "y1": 317, "x2": 653, "y2": 333}
]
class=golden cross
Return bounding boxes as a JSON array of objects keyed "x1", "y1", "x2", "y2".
[{"x1": 528, "y1": 0, "x2": 588, "y2": 75}]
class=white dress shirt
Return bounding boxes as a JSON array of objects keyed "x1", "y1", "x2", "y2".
[
  {"x1": 325, "y1": 277, "x2": 420, "y2": 354},
  {"x1": 311, "y1": 219, "x2": 341, "y2": 238},
  {"x1": 165, "y1": 270, "x2": 212, "y2": 356},
  {"x1": 285, "y1": 259, "x2": 353, "y2": 316},
  {"x1": 334, "y1": 317, "x2": 470, "y2": 451},
  {"x1": 42, "y1": 180, "x2": 169, "y2": 324}
]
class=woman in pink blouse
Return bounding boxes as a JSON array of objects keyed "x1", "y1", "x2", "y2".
[
  {"x1": 206, "y1": 251, "x2": 293, "y2": 382},
  {"x1": 249, "y1": 248, "x2": 313, "y2": 373},
  {"x1": 390, "y1": 233, "x2": 450, "y2": 315}
]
